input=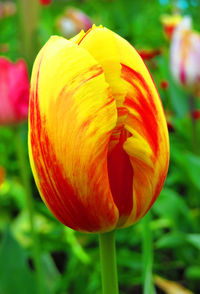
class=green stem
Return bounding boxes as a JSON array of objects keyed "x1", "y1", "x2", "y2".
[
  {"x1": 14, "y1": 126, "x2": 44, "y2": 294},
  {"x1": 99, "y1": 231, "x2": 119, "y2": 294},
  {"x1": 142, "y1": 212, "x2": 155, "y2": 294},
  {"x1": 189, "y1": 94, "x2": 198, "y2": 155},
  {"x1": 17, "y1": 0, "x2": 40, "y2": 67}
]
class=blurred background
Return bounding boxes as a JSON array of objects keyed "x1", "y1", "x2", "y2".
[{"x1": 0, "y1": 0, "x2": 200, "y2": 293}]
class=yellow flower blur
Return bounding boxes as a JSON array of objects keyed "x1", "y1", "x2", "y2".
[{"x1": 28, "y1": 25, "x2": 169, "y2": 233}]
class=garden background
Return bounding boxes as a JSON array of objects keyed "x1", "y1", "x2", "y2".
[{"x1": 0, "y1": 0, "x2": 200, "y2": 293}]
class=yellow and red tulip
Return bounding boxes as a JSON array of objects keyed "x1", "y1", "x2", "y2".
[
  {"x1": 161, "y1": 14, "x2": 182, "y2": 40},
  {"x1": 170, "y1": 16, "x2": 200, "y2": 96},
  {"x1": 0, "y1": 57, "x2": 29, "y2": 125},
  {"x1": 28, "y1": 25, "x2": 169, "y2": 233}
]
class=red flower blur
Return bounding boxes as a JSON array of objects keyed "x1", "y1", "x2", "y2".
[
  {"x1": 0, "y1": 57, "x2": 29, "y2": 125},
  {"x1": 138, "y1": 48, "x2": 162, "y2": 61},
  {"x1": 161, "y1": 14, "x2": 182, "y2": 40},
  {"x1": 39, "y1": 0, "x2": 52, "y2": 6},
  {"x1": 192, "y1": 110, "x2": 200, "y2": 120},
  {"x1": 160, "y1": 80, "x2": 169, "y2": 90}
]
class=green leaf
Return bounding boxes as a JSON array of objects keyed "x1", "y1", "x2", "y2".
[
  {"x1": 186, "y1": 234, "x2": 200, "y2": 250},
  {"x1": 185, "y1": 266, "x2": 200, "y2": 280},
  {"x1": 0, "y1": 227, "x2": 37, "y2": 294},
  {"x1": 155, "y1": 232, "x2": 186, "y2": 249}
]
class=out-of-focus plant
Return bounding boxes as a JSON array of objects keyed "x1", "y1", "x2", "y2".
[
  {"x1": 28, "y1": 25, "x2": 169, "y2": 294},
  {"x1": 38, "y1": 0, "x2": 52, "y2": 6},
  {"x1": 138, "y1": 48, "x2": 162, "y2": 61},
  {"x1": 170, "y1": 16, "x2": 200, "y2": 154},
  {"x1": 0, "y1": 56, "x2": 44, "y2": 294},
  {"x1": 165, "y1": 110, "x2": 175, "y2": 133},
  {"x1": 0, "y1": 166, "x2": 5, "y2": 187},
  {"x1": 161, "y1": 13, "x2": 182, "y2": 40},
  {"x1": 0, "y1": 1, "x2": 16, "y2": 19},
  {"x1": 170, "y1": 16, "x2": 200, "y2": 97},
  {"x1": 0, "y1": 57, "x2": 29, "y2": 125},
  {"x1": 57, "y1": 7, "x2": 92, "y2": 38},
  {"x1": 192, "y1": 110, "x2": 200, "y2": 120},
  {"x1": 160, "y1": 79, "x2": 169, "y2": 90}
]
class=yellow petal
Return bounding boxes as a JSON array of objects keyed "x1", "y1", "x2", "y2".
[
  {"x1": 29, "y1": 36, "x2": 119, "y2": 233},
  {"x1": 72, "y1": 26, "x2": 169, "y2": 227},
  {"x1": 113, "y1": 31, "x2": 169, "y2": 226}
]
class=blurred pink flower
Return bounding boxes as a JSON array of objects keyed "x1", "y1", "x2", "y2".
[
  {"x1": 57, "y1": 8, "x2": 92, "y2": 38},
  {"x1": 0, "y1": 57, "x2": 29, "y2": 125},
  {"x1": 170, "y1": 16, "x2": 200, "y2": 96}
]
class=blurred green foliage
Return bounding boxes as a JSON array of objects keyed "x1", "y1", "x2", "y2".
[{"x1": 1, "y1": 0, "x2": 200, "y2": 293}]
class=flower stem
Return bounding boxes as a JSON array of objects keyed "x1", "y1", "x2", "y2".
[
  {"x1": 99, "y1": 231, "x2": 119, "y2": 294},
  {"x1": 142, "y1": 211, "x2": 156, "y2": 294},
  {"x1": 189, "y1": 94, "x2": 198, "y2": 155},
  {"x1": 14, "y1": 126, "x2": 44, "y2": 294},
  {"x1": 17, "y1": 0, "x2": 40, "y2": 67}
]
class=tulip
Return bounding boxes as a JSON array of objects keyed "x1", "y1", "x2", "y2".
[
  {"x1": 0, "y1": 58, "x2": 29, "y2": 125},
  {"x1": 170, "y1": 16, "x2": 200, "y2": 96},
  {"x1": 57, "y1": 8, "x2": 92, "y2": 38},
  {"x1": 38, "y1": 0, "x2": 52, "y2": 5},
  {"x1": 170, "y1": 17, "x2": 199, "y2": 88},
  {"x1": 161, "y1": 14, "x2": 182, "y2": 40},
  {"x1": 28, "y1": 25, "x2": 169, "y2": 234}
]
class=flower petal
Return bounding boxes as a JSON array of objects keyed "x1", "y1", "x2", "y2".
[
  {"x1": 72, "y1": 26, "x2": 169, "y2": 227},
  {"x1": 29, "y1": 36, "x2": 119, "y2": 233},
  {"x1": 75, "y1": 26, "x2": 135, "y2": 225},
  {"x1": 114, "y1": 33, "x2": 170, "y2": 227}
]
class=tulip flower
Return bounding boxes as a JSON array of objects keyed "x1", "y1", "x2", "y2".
[
  {"x1": 161, "y1": 14, "x2": 182, "y2": 40},
  {"x1": 0, "y1": 57, "x2": 29, "y2": 125},
  {"x1": 57, "y1": 8, "x2": 92, "y2": 38},
  {"x1": 170, "y1": 16, "x2": 200, "y2": 96},
  {"x1": 29, "y1": 25, "x2": 169, "y2": 234}
]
